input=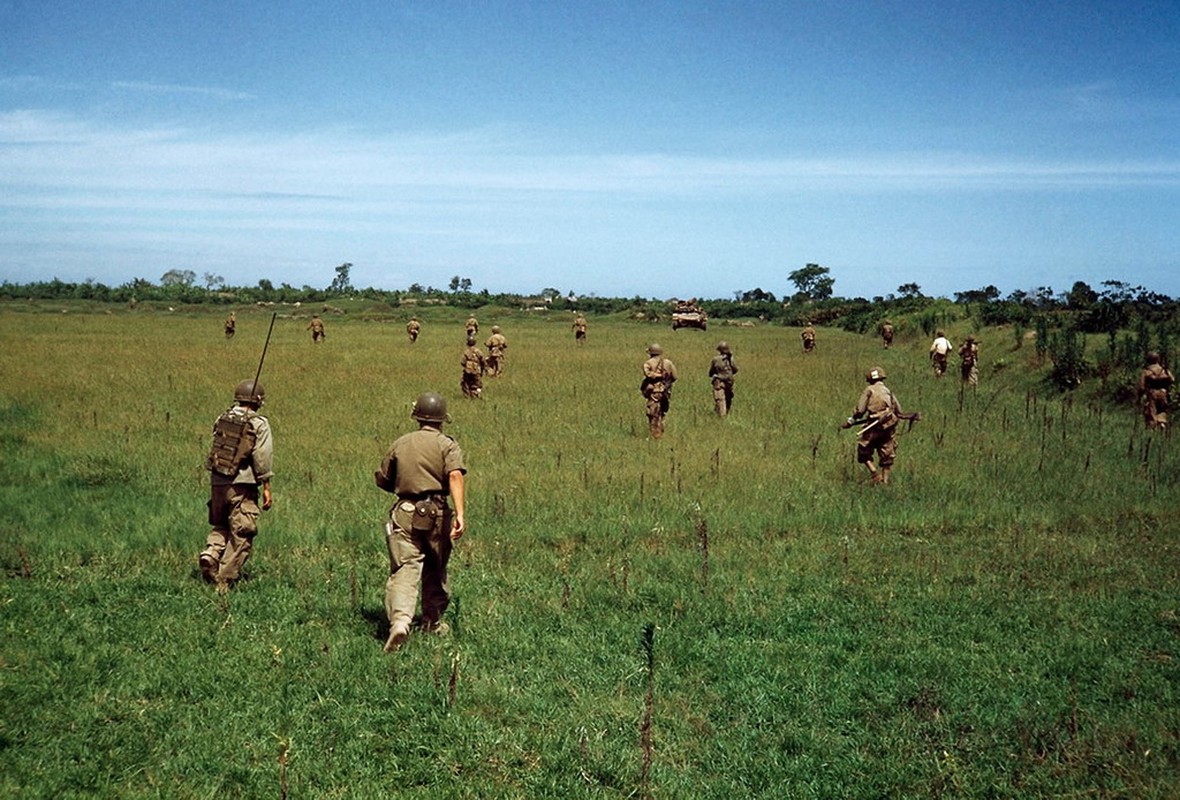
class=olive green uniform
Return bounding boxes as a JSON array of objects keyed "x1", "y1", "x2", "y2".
[
  {"x1": 641, "y1": 355, "x2": 678, "y2": 438},
  {"x1": 202, "y1": 407, "x2": 273, "y2": 584},
  {"x1": 708, "y1": 351, "x2": 738, "y2": 416},
  {"x1": 374, "y1": 427, "x2": 466, "y2": 634}
]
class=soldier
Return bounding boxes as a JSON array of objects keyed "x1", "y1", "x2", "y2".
[
  {"x1": 307, "y1": 314, "x2": 326, "y2": 343},
  {"x1": 224, "y1": 311, "x2": 236, "y2": 339},
  {"x1": 801, "y1": 322, "x2": 817, "y2": 353},
  {"x1": 880, "y1": 319, "x2": 894, "y2": 349},
  {"x1": 374, "y1": 392, "x2": 467, "y2": 651},
  {"x1": 465, "y1": 315, "x2": 479, "y2": 339},
  {"x1": 929, "y1": 330, "x2": 952, "y2": 377},
  {"x1": 958, "y1": 336, "x2": 980, "y2": 386},
  {"x1": 406, "y1": 317, "x2": 421, "y2": 343},
  {"x1": 640, "y1": 343, "x2": 677, "y2": 438},
  {"x1": 845, "y1": 366, "x2": 903, "y2": 485},
  {"x1": 572, "y1": 313, "x2": 587, "y2": 345},
  {"x1": 484, "y1": 325, "x2": 508, "y2": 377},
  {"x1": 708, "y1": 341, "x2": 738, "y2": 416},
  {"x1": 460, "y1": 336, "x2": 486, "y2": 398},
  {"x1": 1138, "y1": 351, "x2": 1175, "y2": 430},
  {"x1": 199, "y1": 379, "x2": 274, "y2": 589}
]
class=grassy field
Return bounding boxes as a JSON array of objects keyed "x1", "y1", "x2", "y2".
[{"x1": 1, "y1": 303, "x2": 1178, "y2": 798}]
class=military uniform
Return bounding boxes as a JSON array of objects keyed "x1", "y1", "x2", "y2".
[
  {"x1": 308, "y1": 315, "x2": 326, "y2": 343},
  {"x1": 460, "y1": 340, "x2": 486, "y2": 398},
  {"x1": 200, "y1": 382, "x2": 274, "y2": 587},
  {"x1": 1139, "y1": 355, "x2": 1174, "y2": 429},
  {"x1": 572, "y1": 314, "x2": 587, "y2": 344},
  {"x1": 850, "y1": 368, "x2": 902, "y2": 484},
  {"x1": 406, "y1": 318, "x2": 421, "y2": 343},
  {"x1": 224, "y1": 312, "x2": 236, "y2": 339},
  {"x1": 880, "y1": 320, "x2": 894, "y2": 349},
  {"x1": 484, "y1": 328, "x2": 508, "y2": 377},
  {"x1": 641, "y1": 345, "x2": 677, "y2": 438},
  {"x1": 801, "y1": 325, "x2": 816, "y2": 353},
  {"x1": 959, "y1": 337, "x2": 980, "y2": 386},
  {"x1": 708, "y1": 342, "x2": 738, "y2": 416},
  {"x1": 374, "y1": 393, "x2": 466, "y2": 651},
  {"x1": 465, "y1": 316, "x2": 479, "y2": 338}
]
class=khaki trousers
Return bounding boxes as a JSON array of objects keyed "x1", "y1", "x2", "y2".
[
  {"x1": 205, "y1": 483, "x2": 260, "y2": 582},
  {"x1": 385, "y1": 501, "x2": 453, "y2": 631}
]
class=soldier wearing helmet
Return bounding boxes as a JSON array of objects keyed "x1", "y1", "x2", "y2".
[
  {"x1": 406, "y1": 316, "x2": 421, "y2": 343},
  {"x1": 958, "y1": 336, "x2": 980, "y2": 386},
  {"x1": 224, "y1": 311, "x2": 236, "y2": 339},
  {"x1": 374, "y1": 392, "x2": 467, "y2": 651},
  {"x1": 484, "y1": 325, "x2": 508, "y2": 377},
  {"x1": 307, "y1": 314, "x2": 326, "y2": 343},
  {"x1": 572, "y1": 313, "x2": 587, "y2": 344},
  {"x1": 641, "y1": 343, "x2": 678, "y2": 438},
  {"x1": 199, "y1": 379, "x2": 274, "y2": 588},
  {"x1": 460, "y1": 336, "x2": 486, "y2": 398},
  {"x1": 465, "y1": 315, "x2": 479, "y2": 338},
  {"x1": 1138, "y1": 351, "x2": 1174, "y2": 430},
  {"x1": 880, "y1": 319, "x2": 894, "y2": 349},
  {"x1": 846, "y1": 366, "x2": 904, "y2": 485},
  {"x1": 708, "y1": 341, "x2": 739, "y2": 417},
  {"x1": 801, "y1": 322, "x2": 817, "y2": 353},
  {"x1": 929, "y1": 330, "x2": 952, "y2": 377}
]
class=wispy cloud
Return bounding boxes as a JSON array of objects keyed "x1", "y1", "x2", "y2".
[{"x1": 110, "y1": 81, "x2": 254, "y2": 101}]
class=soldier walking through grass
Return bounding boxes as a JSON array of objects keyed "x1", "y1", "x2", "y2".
[
  {"x1": 200, "y1": 379, "x2": 274, "y2": 589},
  {"x1": 801, "y1": 322, "x2": 817, "y2": 353},
  {"x1": 224, "y1": 311, "x2": 236, "y2": 339},
  {"x1": 573, "y1": 313, "x2": 587, "y2": 344},
  {"x1": 307, "y1": 314, "x2": 326, "y2": 343},
  {"x1": 374, "y1": 392, "x2": 466, "y2": 651},
  {"x1": 406, "y1": 317, "x2": 421, "y2": 343},
  {"x1": 484, "y1": 325, "x2": 508, "y2": 377},
  {"x1": 465, "y1": 315, "x2": 479, "y2": 338},
  {"x1": 1138, "y1": 351, "x2": 1174, "y2": 430},
  {"x1": 460, "y1": 335, "x2": 486, "y2": 398},
  {"x1": 959, "y1": 336, "x2": 980, "y2": 386},
  {"x1": 930, "y1": 329, "x2": 952, "y2": 377},
  {"x1": 844, "y1": 366, "x2": 903, "y2": 485},
  {"x1": 708, "y1": 341, "x2": 738, "y2": 416},
  {"x1": 641, "y1": 343, "x2": 677, "y2": 438},
  {"x1": 880, "y1": 319, "x2": 894, "y2": 349}
]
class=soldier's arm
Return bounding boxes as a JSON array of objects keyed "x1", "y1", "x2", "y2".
[
  {"x1": 374, "y1": 450, "x2": 397, "y2": 493},
  {"x1": 449, "y1": 469, "x2": 466, "y2": 540}
]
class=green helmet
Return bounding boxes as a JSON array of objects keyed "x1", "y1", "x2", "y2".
[
  {"x1": 411, "y1": 392, "x2": 448, "y2": 423},
  {"x1": 865, "y1": 367, "x2": 886, "y2": 383},
  {"x1": 234, "y1": 379, "x2": 265, "y2": 405},
  {"x1": 492, "y1": 325, "x2": 501, "y2": 334},
  {"x1": 716, "y1": 341, "x2": 730, "y2": 354},
  {"x1": 648, "y1": 343, "x2": 663, "y2": 356}
]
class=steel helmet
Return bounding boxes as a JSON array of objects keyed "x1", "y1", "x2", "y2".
[
  {"x1": 647, "y1": 343, "x2": 663, "y2": 356},
  {"x1": 234, "y1": 379, "x2": 265, "y2": 405},
  {"x1": 865, "y1": 367, "x2": 886, "y2": 383},
  {"x1": 466, "y1": 335, "x2": 476, "y2": 346},
  {"x1": 716, "y1": 341, "x2": 731, "y2": 354},
  {"x1": 411, "y1": 391, "x2": 448, "y2": 423},
  {"x1": 491, "y1": 325, "x2": 501, "y2": 334},
  {"x1": 1147, "y1": 350, "x2": 1161, "y2": 365}
]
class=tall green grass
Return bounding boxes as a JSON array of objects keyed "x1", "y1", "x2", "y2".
[{"x1": 1, "y1": 305, "x2": 1178, "y2": 798}]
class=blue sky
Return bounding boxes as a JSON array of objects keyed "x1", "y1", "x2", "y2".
[{"x1": 2, "y1": 1, "x2": 1178, "y2": 300}]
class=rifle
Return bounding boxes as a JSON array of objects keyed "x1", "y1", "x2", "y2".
[{"x1": 840, "y1": 411, "x2": 921, "y2": 432}]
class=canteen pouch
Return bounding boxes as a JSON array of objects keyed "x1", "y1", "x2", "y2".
[{"x1": 412, "y1": 499, "x2": 439, "y2": 532}]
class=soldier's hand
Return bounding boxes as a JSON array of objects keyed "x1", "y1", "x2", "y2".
[
  {"x1": 451, "y1": 514, "x2": 465, "y2": 541},
  {"x1": 261, "y1": 484, "x2": 273, "y2": 511}
]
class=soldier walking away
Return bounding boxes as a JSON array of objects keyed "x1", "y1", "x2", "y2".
[
  {"x1": 572, "y1": 313, "x2": 587, "y2": 344},
  {"x1": 640, "y1": 343, "x2": 678, "y2": 438},
  {"x1": 844, "y1": 366, "x2": 904, "y2": 485},
  {"x1": 224, "y1": 311, "x2": 236, "y2": 339},
  {"x1": 406, "y1": 317, "x2": 421, "y2": 343},
  {"x1": 708, "y1": 341, "x2": 738, "y2": 416},
  {"x1": 374, "y1": 392, "x2": 467, "y2": 651},
  {"x1": 484, "y1": 325, "x2": 508, "y2": 376},
  {"x1": 801, "y1": 322, "x2": 817, "y2": 353},
  {"x1": 460, "y1": 336, "x2": 486, "y2": 398},
  {"x1": 929, "y1": 330, "x2": 952, "y2": 377},
  {"x1": 200, "y1": 380, "x2": 274, "y2": 589},
  {"x1": 307, "y1": 314, "x2": 326, "y2": 343},
  {"x1": 959, "y1": 336, "x2": 980, "y2": 386},
  {"x1": 1138, "y1": 351, "x2": 1175, "y2": 430},
  {"x1": 880, "y1": 319, "x2": 894, "y2": 349},
  {"x1": 465, "y1": 315, "x2": 479, "y2": 339}
]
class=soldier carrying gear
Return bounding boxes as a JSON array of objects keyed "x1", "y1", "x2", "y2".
[
  {"x1": 1139, "y1": 351, "x2": 1175, "y2": 430},
  {"x1": 484, "y1": 325, "x2": 508, "y2": 377},
  {"x1": 200, "y1": 379, "x2": 274, "y2": 589},
  {"x1": 959, "y1": 336, "x2": 980, "y2": 386},
  {"x1": 801, "y1": 322, "x2": 817, "y2": 353},
  {"x1": 572, "y1": 313, "x2": 587, "y2": 344},
  {"x1": 846, "y1": 366, "x2": 904, "y2": 485},
  {"x1": 374, "y1": 391, "x2": 467, "y2": 652},
  {"x1": 708, "y1": 341, "x2": 739, "y2": 417},
  {"x1": 224, "y1": 311, "x2": 236, "y2": 339},
  {"x1": 307, "y1": 314, "x2": 326, "y2": 343},
  {"x1": 641, "y1": 343, "x2": 678, "y2": 438},
  {"x1": 880, "y1": 319, "x2": 894, "y2": 349},
  {"x1": 460, "y1": 336, "x2": 486, "y2": 399},
  {"x1": 406, "y1": 317, "x2": 421, "y2": 343}
]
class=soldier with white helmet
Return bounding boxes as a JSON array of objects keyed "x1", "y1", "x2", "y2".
[
  {"x1": 374, "y1": 392, "x2": 467, "y2": 651},
  {"x1": 199, "y1": 379, "x2": 274, "y2": 588},
  {"x1": 640, "y1": 343, "x2": 678, "y2": 438}
]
